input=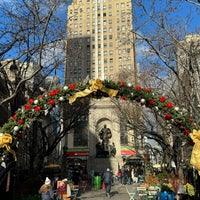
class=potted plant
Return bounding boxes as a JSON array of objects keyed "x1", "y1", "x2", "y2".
[{"x1": 183, "y1": 183, "x2": 195, "y2": 199}]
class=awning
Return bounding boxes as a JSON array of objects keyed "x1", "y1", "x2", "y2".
[
  {"x1": 66, "y1": 148, "x2": 89, "y2": 157},
  {"x1": 121, "y1": 146, "x2": 136, "y2": 156}
]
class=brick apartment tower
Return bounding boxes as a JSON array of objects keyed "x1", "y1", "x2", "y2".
[{"x1": 65, "y1": 0, "x2": 137, "y2": 83}]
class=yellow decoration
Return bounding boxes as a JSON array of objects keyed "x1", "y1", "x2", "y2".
[
  {"x1": 190, "y1": 129, "x2": 200, "y2": 175},
  {"x1": 0, "y1": 133, "x2": 16, "y2": 161},
  {"x1": 69, "y1": 79, "x2": 118, "y2": 104}
]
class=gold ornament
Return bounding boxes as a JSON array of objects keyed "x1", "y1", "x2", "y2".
[
  {"x1": 190, "y1": 129, "x2": 200, "y2": 175},
  {"x1": 0, "y1": 133, "x2": 16, "y2": 161},
  {"x1": 69, "y1": 79, "x2": 118, "y2": 104}
]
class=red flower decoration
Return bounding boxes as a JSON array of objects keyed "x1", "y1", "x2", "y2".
[
  {"x1": 25, "y1": 104, "x2": 31, "y2": 110},
  {"x1": 18, "y1": 119, "x2": 25, "y2": 124},
  {"x1": 136, "y1": 86, "x2": 142, "y2": 90},
  {"x1": 70, "y1": 84, "x2": 76, "y2": 91},
  {"x1": 121, "y1": 95, "x2": 127, "y2": 100},
  {"x1": 35, "y1": 106, "x2": 41, "y2": 111},
  {"x1": 144, "y1": 88, "x2": 151, "y2": 92},
  {"x1": 159, "y1": 96, "x2": 166, "y2": 102},
  {"x1": 28, "y1": 98, "x2": 34, "y2": 104},
  {"x1": 49, "y1": 91, "x2": 56, "y2": 97},
  {"x1": 189, "y1": 118, "x2": 193, "y2": 122},
  {"x1": 54, "y1": 89, "x2": 60, "y2": 94},
  {"x1": 49, "y1": 99, "x2": 55, "y2": 105},
  {"x1": 149, "y1": 100, "x2": 154, "y2": 105},
  {"x1": 166, "y1": 102, "x2": 173, "y2": 108},
  {"x1": 165, "y1": 113, "x2": 172, "y2": 120},
  {"x1": 12, "y1": 114, "x2": 17, "y2": 120},
  {"x1": 38, "y1": 95, "x2": 43, "y2": 99},
  {"x1": 120, "y1": 82, "x2": 125, "y2": 86},
  {"x1": 183, "y1": 129, "x2": 190, "y2": 135}
]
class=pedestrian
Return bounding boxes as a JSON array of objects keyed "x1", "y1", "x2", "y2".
[
  {"x1": 38, "y1": 177, "x2": 54, "y2": 200},
  {"x1": 121, "y1": 165, "x2": 125, "y2": 185},
  {"x1": 103, "y1": 168, "x2": 113, "y2": 198},
  {"x1": 62, "y1": 178, "x2": 72, "y2": 200}
]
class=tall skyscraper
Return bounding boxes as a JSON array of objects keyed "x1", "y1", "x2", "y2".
[{"x1": 65, "y1": 0, "x2": 137, "y2": 84}]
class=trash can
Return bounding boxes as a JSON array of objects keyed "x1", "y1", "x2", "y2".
[{"x1": 94, "y1": 176, "x2": 101, "y2": 189}]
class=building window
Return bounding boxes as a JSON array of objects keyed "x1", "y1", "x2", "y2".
[
  {"x1": 74, "y1": 126, "x2": 88, "y2": 147},
  {"x1": 120, "y1": 131, "x2": 128, "y2": 145},
  {"x1": 110, "y1": 66, "x2": 113, "y2": 71}
]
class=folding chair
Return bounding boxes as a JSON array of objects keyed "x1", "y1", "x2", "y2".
[
  {"x1": 125, "y1": 186, "x2": 135, "y2": 200},
  {"x1": 70, "y1": 188, "x2": 79, "y2": 200},
  {"x1": 147, "y1": 187, "x2": 159, "y2": 200},
  {"x1": 136, "y1": 186, "x2": 148, "y2": 200}
]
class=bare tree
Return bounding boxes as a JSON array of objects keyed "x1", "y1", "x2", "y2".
[{"x1": 111, "y1": 0, "x2": 200, "y2": 184}]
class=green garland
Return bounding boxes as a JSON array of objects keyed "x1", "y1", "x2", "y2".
[{"x1": 0, "y1": 79, "x2": 198, "y2": 164}]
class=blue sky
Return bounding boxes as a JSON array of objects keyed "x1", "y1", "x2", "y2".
[{"x1": 0, "y1": 0, "x2": 199, "y2": 84}]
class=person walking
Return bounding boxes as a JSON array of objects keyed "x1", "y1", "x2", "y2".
[
  {"x1": 103, "y1": 168, "x2": 113, "y2": 198},
  {"x1": 38, "y1": 177, "x2": 54, "y2": 200}
]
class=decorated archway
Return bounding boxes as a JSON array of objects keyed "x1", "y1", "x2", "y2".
[{"x1": 0, "y1": 78, "x2": 200, "y2": 175}]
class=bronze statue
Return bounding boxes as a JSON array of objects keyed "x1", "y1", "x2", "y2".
[{"x1": 99, "y1": 124, "x2": 112, "y2": 151}]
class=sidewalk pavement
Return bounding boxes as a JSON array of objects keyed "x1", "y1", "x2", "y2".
[{"x1": 78, "y1": 182, "x2": 138, "y2": 200}]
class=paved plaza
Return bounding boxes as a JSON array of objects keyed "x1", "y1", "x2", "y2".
[{"x1": 78, "y1": 182, "x2": 137, "y2": 200}]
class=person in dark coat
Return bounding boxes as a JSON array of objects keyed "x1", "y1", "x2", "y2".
[{"x1": 103, "y1": 168, "x2": 113, "y2": 198}]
